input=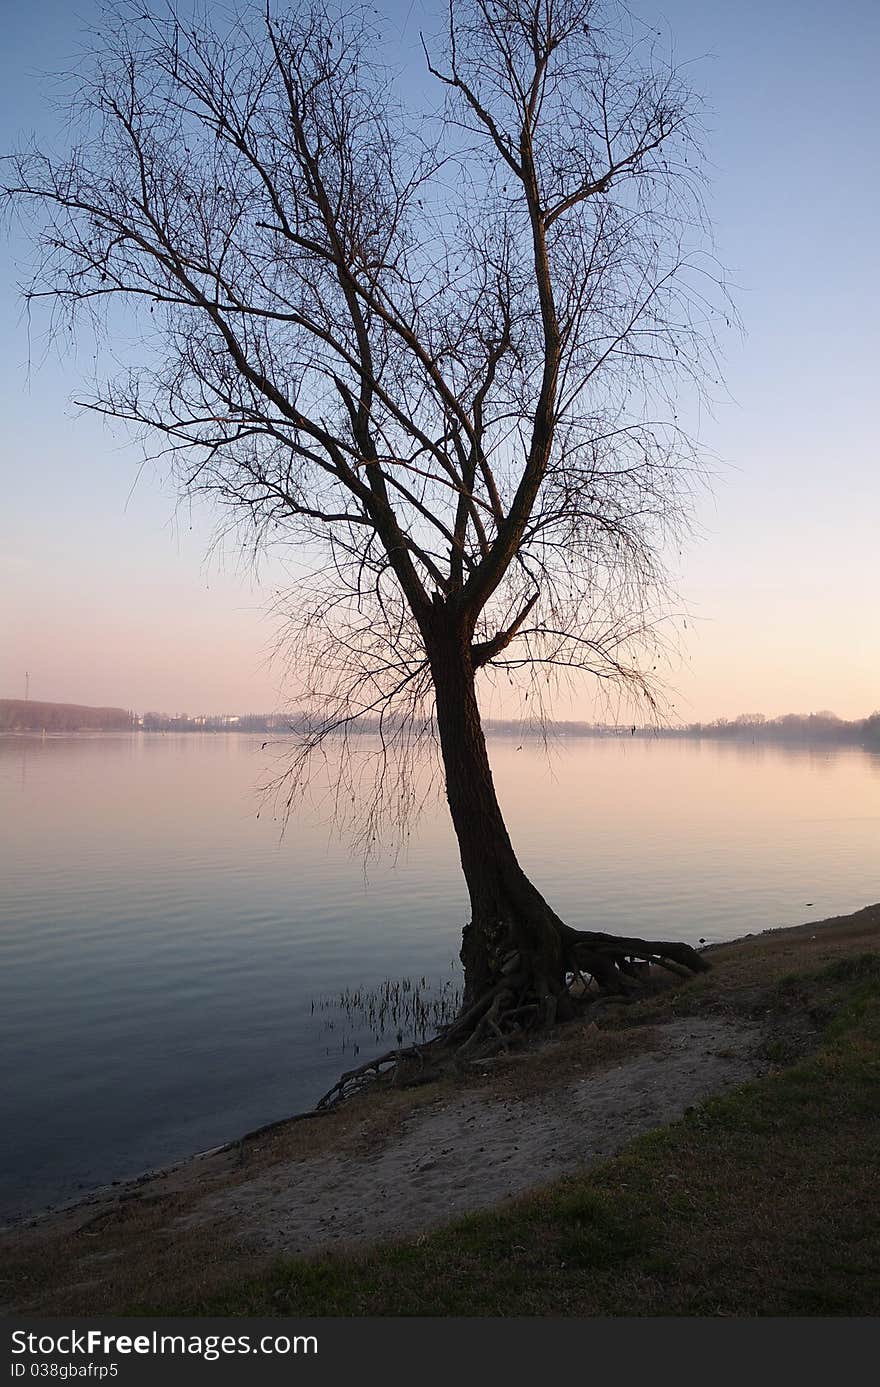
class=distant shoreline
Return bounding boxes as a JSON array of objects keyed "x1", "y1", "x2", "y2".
[
  {"x1": 3, "y1": 723, "x2": 878, "y2": 751},
  {"x1": 3, "y1": 697, "x2": 878, "y2": 747}
]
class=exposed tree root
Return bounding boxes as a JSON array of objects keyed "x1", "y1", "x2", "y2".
[{"x1": 316, "y1": 926, "x2": 709, "y2": 1110}]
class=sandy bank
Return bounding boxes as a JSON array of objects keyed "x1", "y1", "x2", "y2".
[{"x1": 3, "y1": 901, "x2": 878, "y2": 1314}]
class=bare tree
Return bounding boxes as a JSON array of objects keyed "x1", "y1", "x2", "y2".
[{"x1": 5, "y1": 0, "x2": 722, "y2": 1068}]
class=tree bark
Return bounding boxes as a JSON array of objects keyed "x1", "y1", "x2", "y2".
[
  {"x1": 427, "y1": 617, "x2": 709, "y2": 1025},
  {"x1": 428, "y1": 622, "x2": 564, "y2": 1006}
]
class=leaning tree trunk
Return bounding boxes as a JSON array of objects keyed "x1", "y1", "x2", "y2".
[
  {"x1": 428, "y1": 623, "x2": 708, "y2": 1043},
  {"x1": 319, "y1": 623, "x2": 710, "y2": 1103},
  {"x1": 429, "y1": 625, "x2": 564, "y2": 1007}
]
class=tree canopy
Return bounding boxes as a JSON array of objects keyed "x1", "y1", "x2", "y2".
[{"x1": 5, "y1": 0, "x2": 722, "y2": 1052}]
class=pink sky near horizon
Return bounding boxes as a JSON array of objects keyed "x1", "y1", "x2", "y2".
[{"x1": 2, "y1": 0, "x2": 878, "y2": 726}]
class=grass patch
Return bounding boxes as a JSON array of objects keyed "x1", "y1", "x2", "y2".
[{"x1": 158, "y1": 956, "x2": 880, "y2": 1318}]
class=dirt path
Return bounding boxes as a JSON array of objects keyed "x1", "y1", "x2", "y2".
[
  {"x1": 187, "y1": 1015, "x2": 761, "y2": 1256},
  {"x1": 3, "y1": 898, "x2": 871, "y2": 1309},
  {"x1": 1, "y1": 1005, "x2": 770, "y2": 1314},
  {"x1": 5, "y1": 903, "x2": 878, "y2": 1314}
]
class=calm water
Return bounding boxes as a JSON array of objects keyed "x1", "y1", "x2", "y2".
[{"x1": 2, "y1": 731, "x2": 878, "y2": 1219}]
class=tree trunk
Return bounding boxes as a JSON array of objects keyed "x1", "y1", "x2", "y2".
[
  {"x1": 426, "y1": 620, "x2": 709, "y2": 1031},
  {"x1": 428, "y1": 624, "x2": 565, "y2": 1008},
  {"x1": 318, "y1": 619, "x2": 710, "y2": 1104}
]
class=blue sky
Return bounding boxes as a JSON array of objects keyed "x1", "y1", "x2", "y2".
[{"x1": 1, "y1": 0, "x2": 878, "y2": 720}]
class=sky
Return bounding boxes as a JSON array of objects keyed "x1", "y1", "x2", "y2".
[{"x1": 1, "y1": 0, "x2": 878, "y2": 723}]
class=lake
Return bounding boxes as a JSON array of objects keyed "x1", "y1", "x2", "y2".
[{"x1": 2, "y1": 731, "x2": 878, "y2": 1220}]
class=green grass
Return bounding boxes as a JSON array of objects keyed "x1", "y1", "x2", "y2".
[{"x1": 160, "y1": 957, "x2": 880, "y2": 1317}]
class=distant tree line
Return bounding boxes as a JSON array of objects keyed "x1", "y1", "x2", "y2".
[
  {"x1": 478, "y1": 711, "x2": 880, "y2": 745},
  {"x1": 534, "y1": 710, "x2": 880, "y2": 747},
  {"x1": 0, "y1": 700, "x2": 136, "y2": 732},
  {"x1": 663, "y1": 710, "x2": 880, "y2": 748},
  {"x1": 3, "y1": 700, "x2": 877, "y2": 748},
  {"x1": 135, "y1": 707, "x2": 880, "y2": 748}
]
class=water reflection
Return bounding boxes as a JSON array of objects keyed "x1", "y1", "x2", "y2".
[{"x1": 1, "y1": 731, "x2": 878, "y2": 1219}]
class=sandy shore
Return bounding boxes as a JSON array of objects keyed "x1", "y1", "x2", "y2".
[
  {"x1": 2, "y1": 902, "x2": 878, "y2": 1314},
  {"x1": 180, "y1": 1013, "x2": 761, "y2": 1256}
]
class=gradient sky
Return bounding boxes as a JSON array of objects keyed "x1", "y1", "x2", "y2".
[{"x1": 1, "y1": 0, "x2": 878, "y2": 721}]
